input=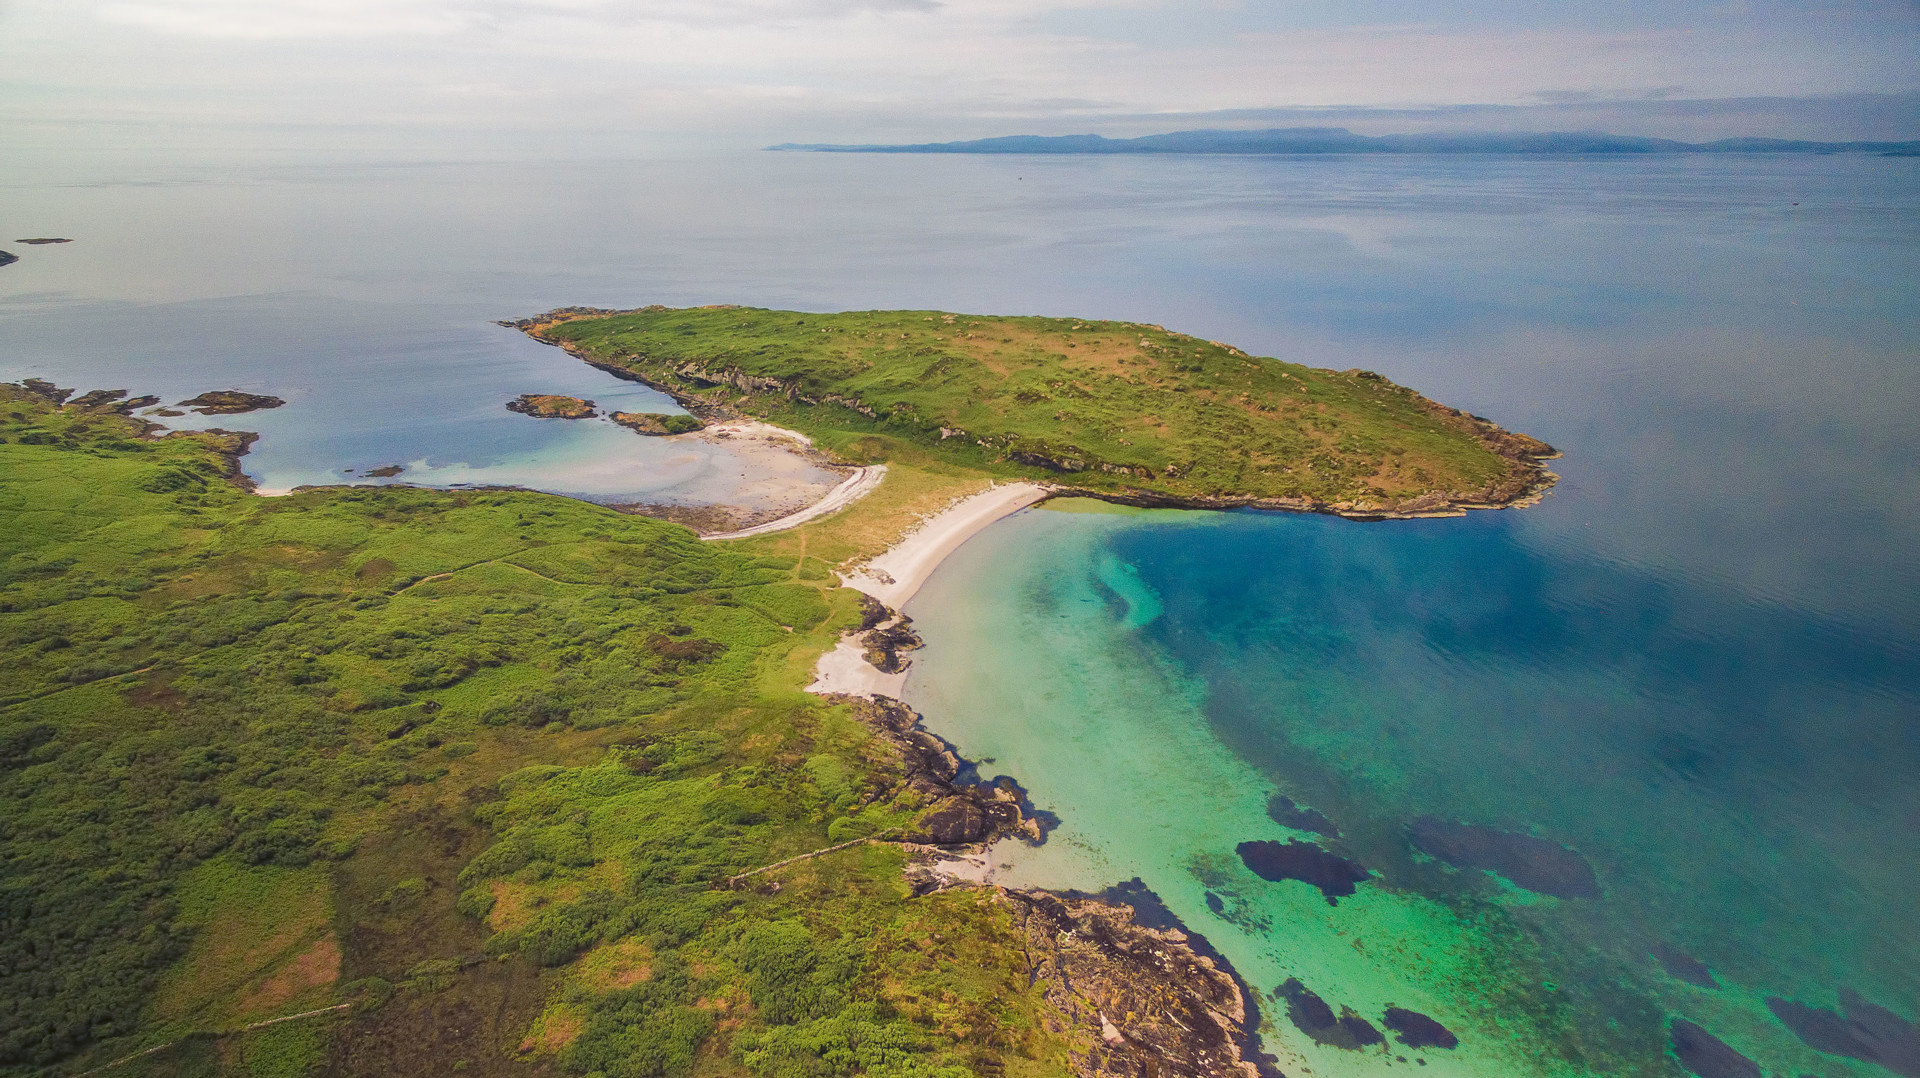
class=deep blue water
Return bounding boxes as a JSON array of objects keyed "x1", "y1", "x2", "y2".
[{"x1": 5, "y1": 148, "x2": 1917, "y2": 1075}]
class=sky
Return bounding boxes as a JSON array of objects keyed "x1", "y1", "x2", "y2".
[{"x1": 2, "y1": 0, "x2": 1918, "y2": 152}]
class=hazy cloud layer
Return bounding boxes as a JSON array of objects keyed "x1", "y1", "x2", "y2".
[{"x1": 3, "y1": 0, "x2": 1916, "y2": 149}]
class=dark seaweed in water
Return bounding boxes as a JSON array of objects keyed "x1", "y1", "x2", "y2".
[
  {"x1": 1406, "y1": 817, "x2": 1599, "y2": 899},
  {"x1": 1383, "y1": 1008, "x2": 1458, "y2": 1050},
  {"x1": 1276, "y1": 978, "x2": 1382, "y2": 1050},
  {"x1": 1653, "y1": 943, "x2": 1719, "y2": 989},
  {"x1": 1266, "y1": 794, "x2": 1338, "y2": 836},
  {"x1": 1767, "y1": 991, "x2": 1920, "y2": 1076},
  {"x1": 1236, "y1": 840, "x2": 1370, "y2": 905},
  {"x1": 1670, "y1": 1019, "x2": 1760, "y2": 1078},
  {"x1": 1205, "y1": 891, "x2": 1225, "y2": 914}
]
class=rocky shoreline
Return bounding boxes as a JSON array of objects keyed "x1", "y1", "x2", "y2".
[{"x1": 812, "y1": 596, "x2": 1273, "y2": 1078}]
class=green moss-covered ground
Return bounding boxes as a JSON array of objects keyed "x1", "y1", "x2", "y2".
[
  {"x1": 538, "y1": 307, "x2": 1552, "y2": 512},
  {"x1": 0, "y1": 384, "x2": 1072, "y2": 1078}
]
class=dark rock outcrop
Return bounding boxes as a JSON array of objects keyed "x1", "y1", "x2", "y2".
[
  {"x1": 0, "y1": 250, "x2": 16, "y2": 268},
  {"x1": 15, "y1": 238, "x2": 72, "y2": 245},
  {"x1": 610, "y1": 411, "x2": 702, "y2": 435},
  {"x1": 1005, "y1": 889, "x2": 1261, "y2": 1078},
  {"x1": 830, "y1": 694, "x2": 1041, "y2": 849},
  {"x1": 852, "y1": 595, "x2": 924, "y2": 674},
  {"x1": 1235, "y1": 840, "x2": 1371, "y2": 905},
  {"x1": 1670, "y1": 1019, "x2": 1760, "y2": 1078},
  {"x1": 1406, "y1": 817, "x2": 1599, "y2": 899}
]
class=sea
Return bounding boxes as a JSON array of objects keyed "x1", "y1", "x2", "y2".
[{"x1": 4, "y1": 148, "x2": 1917, "y2": 1077}]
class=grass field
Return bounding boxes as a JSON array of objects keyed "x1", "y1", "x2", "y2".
[
  {"x1": 537, "y1": 306, "x2": 1555, "y2": 515},
  {"x1": 0, "y1": 383, "x2": 1074, "y2": 1078}
]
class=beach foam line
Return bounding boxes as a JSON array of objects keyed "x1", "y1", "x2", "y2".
[
  {"x1": 702, "y1": 464, "x2": 886, "y2": 540},
  {"x1": 841, "y1": 481, "x2": 1052, "y2": 609}
]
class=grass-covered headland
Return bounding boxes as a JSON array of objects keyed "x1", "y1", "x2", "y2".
[
  {"x1": 0, "y1": 382, "x2": 1120, "y2": 1078},
  {"x1": 523, "y1": 306, "x2": 1556, "y2": 517}
]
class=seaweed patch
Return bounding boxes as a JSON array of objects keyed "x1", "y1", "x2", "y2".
[
  {"x1": 1237, "y1": 840, "x2": 1371, "y2": 905},
  {"x1": 1406, "y1": 816, "x2": 1599, "y2": 899}
]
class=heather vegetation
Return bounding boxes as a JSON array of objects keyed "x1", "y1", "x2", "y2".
[
  {"x1": 539, "y1": 306, "x2": 1554, "y2": 513},
  {"x1": 0, "y1": 384, "x2": 1069, "y2": 1078}
]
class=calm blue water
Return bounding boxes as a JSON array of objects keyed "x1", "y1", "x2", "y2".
[{"x1": 5, "y1": 149, "x2": 1917, "y2": 1075}]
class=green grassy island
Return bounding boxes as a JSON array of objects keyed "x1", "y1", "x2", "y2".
[
  {"x1": 522, "y1": 306, "x2": 1556, "y2": 517},
  {"x1": 0, "y1": 311, "x2": 1556, "y2": 1078}
]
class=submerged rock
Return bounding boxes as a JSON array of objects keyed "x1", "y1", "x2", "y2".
[
  {"x1": 1236, "y1": 839, "x2": 1371, "y2": 905},
  {"x1": 506, "y1": 393, "x2": 595, "y2": 419},
  {"x1": 1275, "y1": 978, "x2": 1381, "y2": 1050},
  {"x1": 1653, "y1": 943, "x2": 1720, "y2": 989},
  {"x1": 178, "y1": 390, "x2": 285, "y2": 415},
  {"x1": 1266, "y1": 793, "x2": 1338, "y2": 836},
  {"x1": 1384, "y1": 1007, "x2": 1458, "y2": 1050},
  {"x1": 1406, "y1": 816, "x2": 1600, "y2": 899},
  {"x1": 1670, "y1": 1019, "x2": 1760, "y2": 1078},
  {"x1": 15, "y1": 238, "x2": 71, "y2": 244},
  {"x1": 1767, "y1": 991, "x2": 1920, "y2": 1076}
]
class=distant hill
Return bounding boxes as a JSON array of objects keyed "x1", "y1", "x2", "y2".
[{"x1": 770, "y1": 127, "x2": 1920, "y2": 156}]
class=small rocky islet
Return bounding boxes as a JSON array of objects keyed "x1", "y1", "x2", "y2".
[
  {"x1": 505, "y1": 392, "x2": 596, "y2": 418},
  {"x1": 177, "y1": 389, "x2": 285, "y2": 415}
]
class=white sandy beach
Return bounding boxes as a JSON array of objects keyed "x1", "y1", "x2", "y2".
[
  {"x1": 808, "y1": 481, "x2": 1051, "y2": 698},
  {"x1": 839, "y1": 482, "x2": 1052, "y2": 608}
]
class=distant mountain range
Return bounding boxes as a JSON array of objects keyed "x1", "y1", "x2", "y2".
[{"x1": 770, "y1": 127, "x2": 1920, "y2": 156}]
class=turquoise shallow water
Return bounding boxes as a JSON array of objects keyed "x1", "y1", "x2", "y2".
[{"x1": 907, "y1": 499, "x2": 1919, "y2": 1076}]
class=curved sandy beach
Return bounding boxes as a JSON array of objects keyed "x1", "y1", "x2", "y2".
[{"x1": 809, "y1": 481, "x2": 1051, "y2": 697}]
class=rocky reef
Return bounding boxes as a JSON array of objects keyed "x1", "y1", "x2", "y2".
[
  {"x1": 505, "y1": 394, "x2": 595, "y2": 419},
  {"x1": 0, "y1": 251, "x2": 17, "y2": 268},
  {"x1": 178, "y1": 390, "x2": 285, "y2": 415},
  {"x1": 14, "y1": 238, "x2": 72, "y2": 244},
  {"x1": 1651, "y1": 943, "x2": 1719, "y2": 989}
]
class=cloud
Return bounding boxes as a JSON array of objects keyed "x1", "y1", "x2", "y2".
[
  {"x1": 92, "y1": 0, "x2": 943, "y2": 38},
  {"x1": 0, "y1": 0, "x2": 1913, "y2": 147}
]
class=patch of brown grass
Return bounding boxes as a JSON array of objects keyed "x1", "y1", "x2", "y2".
[{"x1": 244, "y1": 934, "x2": 341, "y2": 1013}]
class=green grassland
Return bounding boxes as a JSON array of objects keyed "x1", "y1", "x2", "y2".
[
  {"x1": 536, "y1": 307, "x2": 1554, "y2": 514},
  {"x1": 0, "y1": 385, "x2": 1073, "y2": 1078}
]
